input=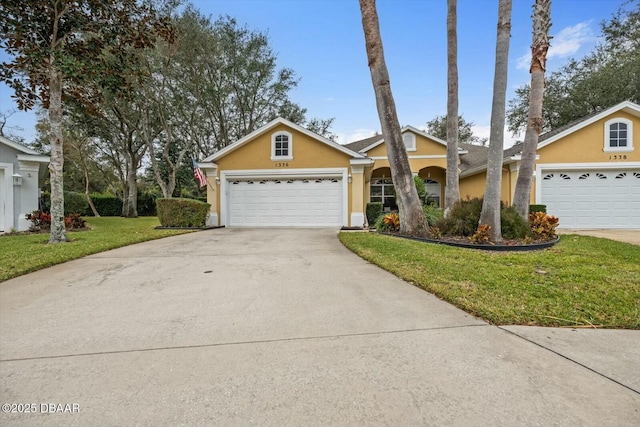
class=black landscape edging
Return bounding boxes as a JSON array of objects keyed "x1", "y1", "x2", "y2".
[
  {"x1": 154, "y1": 225, "x2": 225, "y2": 231},
  {"x1": 378, "y1": 232, "x2": 560, "y2": 252}
]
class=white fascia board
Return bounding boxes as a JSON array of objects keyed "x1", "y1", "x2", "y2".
[
  {"x1": 17, "y1": 154, "x2": 50, "y2": 163},
  {"x1": 197, "y1": 162, "x2": 217, "y2": 169},
  {"x1": 0, "y1": 135, "x2": 41, "y2": 155},
  {"x1": 402, "y1": 125, "x2": 448, "y2": 147},
  {"x1": 350, "y1": 158, "x2": 375, "y2": 165},
  {"x1": 204, "y1": 117, "x2": 365, "y2": 162},
  {"x1": 537, "y1": 101, "x2": 640, "y2": 150},
  {"x1": 359, "y1": 138, "x2": 385, "y2": 153}
]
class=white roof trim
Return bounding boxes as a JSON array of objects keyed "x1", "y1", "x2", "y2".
[
  {"x1": 357, "y1": 126, "x2": 462, "y2": 153},
  {"x1": 0, "y1": 135, "x2": 41, "y2": 155},
  {"x1": 537, "y1": 100, "x2": 640, "y2": 149},
  {"x1": 17, "y1": 154, "x2": 50, "y2": 163},
  {"x1": 203, "y1": 117, "x2": 365, "y2": 162}
]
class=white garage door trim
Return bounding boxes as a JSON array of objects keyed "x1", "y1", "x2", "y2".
[
  {"x1": 220, "y1": 168, "x2": 349, "y2": 227},
  {"x1": 535, "y1": 162, "x2": 640, "y2": 229}
]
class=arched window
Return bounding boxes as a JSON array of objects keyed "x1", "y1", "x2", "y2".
[
  {"x1": 271, "y1": 131, "x2": 293, "y2": 160},
  {"x1": 403, "y1": 133, "x2": 416, "y2": 151},
  {"x1": 604, "y1": 118, "x2": 633, "y2": 152},
  {"x1": 424, "y1": 179, "x2": 441, "y2": 207}
]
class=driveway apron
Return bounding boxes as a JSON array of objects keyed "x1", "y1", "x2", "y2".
[{"x1": 1, "y1": 228, "x2": 638, "y2": 426}]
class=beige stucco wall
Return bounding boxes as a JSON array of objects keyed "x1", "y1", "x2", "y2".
[
  {"x1": 459, "y1": 169, "x2": 512, "y2": 203},
  {"x1": 365, "y1": 131, "x2": 450, "y2": 206},
  {"x1": 210, "y1": 124, "x2": 359, "y2": 225}
]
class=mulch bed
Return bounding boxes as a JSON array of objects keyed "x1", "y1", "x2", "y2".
[{"x1": 377, "y1": 231, "x2": 560, "y2": 252}]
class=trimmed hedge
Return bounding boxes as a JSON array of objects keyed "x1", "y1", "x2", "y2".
[
  {"x1": 137, "y1": 192, "x2": 159, "y2": 216},
  {"x1": 91, "y1": 194, "x2": 123, "y2": 216},
  {"x1": 366, "y1": 202, "x2": 383, "y2": 226},
  {"x1": 156, "y1": 198, "x2": 210, "y2": 228},
  {"x1": 529, "y1": 204, "x2": 547, "y2": 214},
  {"x1": 40, "y1": 191, "x2": 89, "y2": 215}
]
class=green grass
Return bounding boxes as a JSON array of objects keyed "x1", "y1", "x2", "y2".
[
  {"x1": 0, "y1": 217, "x2": 194, "y2": 282},
  {"x1": 339, "y1": 232, "x2": 640, "y2": 329}
]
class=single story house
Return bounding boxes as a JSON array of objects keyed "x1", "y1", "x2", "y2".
[
  {"x1": 0, "y1": 135, "x2": 50, "y2": 232},
  {"x1": 199, "y1": 100, "x2": 639, "y2": 229}
]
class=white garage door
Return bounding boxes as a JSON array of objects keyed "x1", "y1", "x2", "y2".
[
  {"x1": 540, "y1": 170, "x2": 640, "y2": 229},
  {"x1": 227, "y1": 177, "x2": 343, "y2": 227}
]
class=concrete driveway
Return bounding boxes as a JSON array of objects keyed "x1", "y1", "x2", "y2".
[
  {"x1": 1, "y1": 228, "x2": 638, "y2": 426},
  {"x1": 558, "y1": 229, "x2": 640, "y2": 245}
]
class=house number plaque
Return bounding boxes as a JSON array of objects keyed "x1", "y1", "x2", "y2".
[
  {"x1": 608, "y1": 154, "x2": 627, "y2": 160},
  {"x1": 275, "y1": 162, "x2": 289, "y2": 167}
]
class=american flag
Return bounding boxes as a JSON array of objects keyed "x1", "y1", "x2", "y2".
[{"x1": 193, "y1": 159, "x2": 207, "y2": 187}]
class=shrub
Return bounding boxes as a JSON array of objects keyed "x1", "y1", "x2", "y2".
[
  {"x1": 501, "y1": 206, "x2": 531, "y2": 239},
  {"x1": 91, "y1": 194, "x2": 123, "y2": 216},
  {"x1": 471, "y1": 224, "x2": 492, "y2": 244},
  {"x1": 436, "y1": 197, "x2": 484, "y2": 236},
  {"x1": 383, "y1": 212, "x2": 400, "y2": 232},
  {"x1": 26, "y1": 210, "x2": 86, "y2": 230},
  {"x1": 375, "y1": 212, "x2": 400, "y2": 232},
  {"x1": 66, "y1": 213, "x2": 86, "y2": 229},
  {"x1": 529, "y1": 212, "x2": 559, "y2": 240},
  {"x1": 64, "y1": 191, "x2": 89, "y2": 215},
  {"x1": 437, "y1": 198, "x2": 531, "y2": 239},
  {"x1": 366, "y1": 202, "x2": 383, "y2": 227},
  {"x1": 156, "y1": 198, "x2": 210, "y2": 228},
  {"x1": 414, "y1": 175, "x2": 426, "y2": 203},
  {"x1": 529, "y1": 204, "x2": 547, "y2": 214},
  {"x1": 26, "y1": 210, "x2": 51, "y2": 230},
  {"x1": 137, "y1": 191, "x2": 159, "y2": 216},
  {"x1": 422, "y1": 204, "x2": 443, "y2": 226}
]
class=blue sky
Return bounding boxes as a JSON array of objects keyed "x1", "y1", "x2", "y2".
[{"x1": 0, "y1": 0, "x2": 625, "y2": 147}]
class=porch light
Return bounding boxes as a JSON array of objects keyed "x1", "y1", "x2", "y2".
[
  {"x1": 348, "y1": 174, "x2": 352, "y2": 183},
  {"x1": 215, "y1": 177, "x2": 220, "y2": 185},
  {"x1": 12, "y1": 173, "x2": 22, "y2": 186}
]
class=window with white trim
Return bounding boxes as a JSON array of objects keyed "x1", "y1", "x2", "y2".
[
  {"x1": 604, "y1": 118, "x2": 633, "y2": 152},
  {"x1": 271, "y1": 131, "x2": 293, "y2": 160},
  {"x1": 403, "y1": 133, "x2": 416, "y2": 151},
  {"x1": 370, "y1": 179, "x2": 396, "y2": 208},
  {"x1": 424, "y1": 179, "x2": 441, "y2": 207}
]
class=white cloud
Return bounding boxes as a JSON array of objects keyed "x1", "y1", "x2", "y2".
[
  {"x1": 335, "y1": 129, "x2": 378, "y2": 145},
  {"x1": 324, "y1": 97, "x2": 334, "y2": 102},
  {"x1": 516, "y1": 21, "x2": 596, "y2": 70}
]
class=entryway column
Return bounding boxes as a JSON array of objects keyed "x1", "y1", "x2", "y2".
[{"x1": 350, "y1": 158, "x2": 373, "y2": 227}]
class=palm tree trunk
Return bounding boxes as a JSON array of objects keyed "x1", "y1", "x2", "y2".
[
  {"x1": 445, "y1": 0, "x2": 460, "y2": 215},
  {"x1": 479, "y1": 0, "x2": 513, "y2": 242},
  {"x1": 513, "y1": 0, "x2": 551, "y2": 217},
  {"x1": 359, "y1": 0, "x2": 429, "y2": 237}
]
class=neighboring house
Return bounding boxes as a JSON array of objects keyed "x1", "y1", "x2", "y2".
[
  {"x1": 459, "y1": 100, "x2": 640, "y2": 229},
  {"x1": 0, "y1": 136, "x2": 50, "y2": 232},
  {"x1": 200, "y1": 101, "x2": 639, "y2": 230}
]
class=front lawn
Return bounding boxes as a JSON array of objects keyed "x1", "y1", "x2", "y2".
[
  {"x1": 0, "y1": 217, "x2": 193, "y2": 282},
  {"x1": 339, "y1": 232, "x2": 640, "y2": 329}
]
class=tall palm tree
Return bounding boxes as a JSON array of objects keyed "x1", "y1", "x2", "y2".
[
  {"x1": 513, "y1": 0, "x2": 552, "y2": 217},
  {"x1": 445, "y1": 0, "x2": 460, "y2": 215},
  {"x1": 479, "y1": 0, "x2": 513, "y2": 242},
  {"x1": 359, "y1": 0, "x2": 429, "y2": 237}
]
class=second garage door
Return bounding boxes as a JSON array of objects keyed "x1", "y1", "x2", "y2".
[
  {"x1": 540, "y1": 169, "x2": 640, "y2": 229},
  {"x1": 227, "y1": 177, "x2": 343, "y2": 227}
]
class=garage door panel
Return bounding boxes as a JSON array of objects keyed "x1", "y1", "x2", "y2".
[
  {"x1": 227, "y1": 178, "x2": 343, "y2": 227},
  {"x1": 541, "y1": 169, "x2": 640, "y2": 229}
]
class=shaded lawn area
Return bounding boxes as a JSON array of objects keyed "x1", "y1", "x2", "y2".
[
  {"x1": 0, "y1": 217, "x2": 193, "y2": 282},
  {"x1": 339, "y1": 232, "x2": 640, "y2": 329}
]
